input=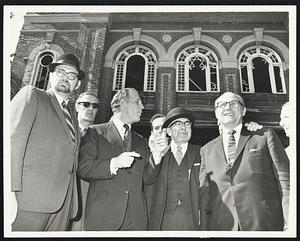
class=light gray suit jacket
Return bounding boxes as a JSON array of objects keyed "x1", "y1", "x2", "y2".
[{"x1": 11, "y1": 85, "x2": 80, "y2": 216}]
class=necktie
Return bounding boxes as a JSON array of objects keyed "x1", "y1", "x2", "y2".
[
  {"x1": 61, "y1": 101, "x2": 76, "y2": 144},
  {"x1": 227, "y1": 130, "x2": 236, "y2": 165},
  {"x1": 123, "y1": 124, "x2": 131, "y2": 151},
  {"x1": 175, "y1": 145, "x2": 183, "y2": 165}
]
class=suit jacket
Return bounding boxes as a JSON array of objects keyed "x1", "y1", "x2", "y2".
[
  {"x1": 78, "y1": 121, "x2": 158, "y2": 231},
  {"x1": 199, "y1": 127, "x2": 290, "y2": 231},
  {"x1": 147, "y1": 144, "x2": 201, "y2": 230},
  {"x1": 11, "y1": 85, "x2": 80, "y2": 216}
]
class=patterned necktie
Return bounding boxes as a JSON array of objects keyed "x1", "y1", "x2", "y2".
[
  {"x1": 123, "y1": 124, "x2": 131, "y2": 151},
  {"x1": 175, "y1": 145, "x2": 183, "y2": 165},
  {"x1": 61, "y1": 101, "x2": 75, "y2": 144},
  {"x1": 227, "y1": 130, "x2": 236, "y2": 165}
]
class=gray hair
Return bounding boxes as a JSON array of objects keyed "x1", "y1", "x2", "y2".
[
  {"x1": 111, "y1": 88, "x2": 139, "y2": 113},
  {"x1": 76, "y1": 91, "x2": 99, "y2": 103}
]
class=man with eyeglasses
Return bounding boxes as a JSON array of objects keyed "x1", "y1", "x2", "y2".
[
  {"x1": 70, "y1": 92, "x2": 99, "y2": 231},
  {"x1": 147, "y1": 107, "x2": 202, "y2": 230},
  {"x1": 199, "y1": 92, "x2": 289, "y2": 231},
  {"x1": 10, "y1": 53, "x2": 84, "y2": 231}
]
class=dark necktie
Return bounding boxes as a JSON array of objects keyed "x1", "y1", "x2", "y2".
[
  {"x1": 61, "y1": 101, "x2": 75, "y2": 144},
  {"x1": 123, "y1": 124, "x2": 131, "y2": 152},
  {"x1": 227, "y1": 130, "x2": 236, "y2": 165}
]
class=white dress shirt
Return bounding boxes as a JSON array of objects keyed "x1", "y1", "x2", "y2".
[{"x1": 170, "y1": 141, "x2": 188, "y2": 160}]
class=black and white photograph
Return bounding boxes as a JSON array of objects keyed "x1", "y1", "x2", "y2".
[{"x1": 3, "y1": 4, "x2": 297, "y2": 238}]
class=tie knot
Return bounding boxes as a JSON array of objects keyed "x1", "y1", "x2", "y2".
[
  {"x1": 62, "y1": 100, "x2": 67, "y2": 108},
  {"x1": 228, "y1": 130, "x2": 236, "y2": 136},
  {"x1": 177, "y1": 145, "x2": 182, "y2": 152},
  {"x1": 123, "y1": 124, "x2": 129, "y2": 132}
]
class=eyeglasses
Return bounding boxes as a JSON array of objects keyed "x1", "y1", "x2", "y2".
[
  {"x1": 55, "y1": 68, "x2": 78, "y2": 80},
  {"x1": 78, "y1": 102, "x2": 99, "y2": 109},
  {"x1": 170, "y1": 120, "x2": 192, "y2": 128},
  {"x1": 216, "y1": 100, "x2": 242, "y2": 109}
]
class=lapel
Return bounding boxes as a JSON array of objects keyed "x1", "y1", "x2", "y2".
[
  {"x1": 234, "y1": 127, "x2": 251, "y2": 161},
  {"x1": 185, "y1": 144, "x2": 197, "y2": 170},
  {"x1": 214, "y1": 135, "x2": 227, "y2": 165},
  {"x1": 47, "y1": 89, "x2": 76, "y2": 150},
  {"x1": 105, "y1": 121, "x2": 124, "y2": 150}
]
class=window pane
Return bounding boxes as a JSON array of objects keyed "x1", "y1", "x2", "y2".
[
  {"x1": 241, "y1": 65, "x2": 249, "y2": 92},
  {"x1": 274, "y1": 66, "x2": 284, "y2": 93},
  {"x1": 252, "y1": 57, "x2": 272, "y2": 93},
  {"x1": 125, "y1": 55, "x2": 145, "y2": 91}
]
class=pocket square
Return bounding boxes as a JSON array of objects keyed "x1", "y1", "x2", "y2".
[
  {"x1": 193, "y1": 163, "x2": 200, "y2": 166},
  {"x1": 249, "y1": 148, "x2": 259, "y2": 152}
]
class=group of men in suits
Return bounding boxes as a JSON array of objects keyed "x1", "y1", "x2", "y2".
[{"x1": 10, "y1": 53, "x2": 290, "y2": 232}]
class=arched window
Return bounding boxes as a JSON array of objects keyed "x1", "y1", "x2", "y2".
[
  {"x1": 239, "y1": 46, "x2": 286, "y2": 94},
  {"x1": 113, "y1": 45, "x2": 157, "y2": 92},
  {"x1": 33, "y1": 51, "x2": 54, "y2": 90},
  {"x1": 176, "y1": 46, "x2": 219, "y2": 92}
]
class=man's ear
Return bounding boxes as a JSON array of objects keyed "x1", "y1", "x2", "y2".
[
  {"x1": 166, "y1": 127, "x2": 171, "y2": 136},
  {"x1": 242, "y1": 107, "x2": 246, "y2": 116},
  {"x1": 75, "y1": 80, "x2": 81, "y2": 90},
  {"x1": 75, "y1": 102, "x2": 79, "y2": 112}
]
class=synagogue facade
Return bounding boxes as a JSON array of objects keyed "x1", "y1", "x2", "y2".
[{"x1": 10, "y1": 12, "x2": 289, "y2": 146}]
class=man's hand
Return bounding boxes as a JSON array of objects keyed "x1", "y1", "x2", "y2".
[
  {"x1": 9, "y1": 192, "x2": 18, "y2": 225},
  {"x1": 112, "y1": 151, "x2": 141, "y2": 169},
  {"x1": 244, "y1": 122, "x2": 263, "y2": 131},
  {"x1": 149, "y1": 130, "x2": 170, "y2": 165}
]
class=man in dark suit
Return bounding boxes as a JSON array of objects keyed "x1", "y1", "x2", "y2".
[
  {"x1": 78, "y1": 88, "x2": 167, "y2": 231},
  {"x1": 199, "y1": 92, "x2": 290, "y2": 231},
  {"x1": 70, "y1": 91, "x2": 100, "y2": 231},
  {"x1": 147, "y1": 107, "x2": 201, "y2": 230},
  {"x1": 10, "y1": 53, "x2": 84, "y2": 231}
]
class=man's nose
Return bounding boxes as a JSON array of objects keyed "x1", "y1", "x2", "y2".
[{"x1": 140, "y1": 102, "x2": 144, "y2": 110}]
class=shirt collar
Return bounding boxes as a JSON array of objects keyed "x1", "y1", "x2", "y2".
[
  {"x1": 52, "y1": 90, "x2": 69, "y2": 106},
  {"x1": 111, "y1": 115, "x2": 131, "y2": 139},
  {"x1": 170, "y1": 140, "x2": 188, "y2": 154},
  {"x1": 223, "y1": 123, "x2": 243, "y2": 137}
]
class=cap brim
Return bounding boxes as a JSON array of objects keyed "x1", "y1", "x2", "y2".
[{"x1": 162, "y1": 113, "x2": 194, "y2": 129}]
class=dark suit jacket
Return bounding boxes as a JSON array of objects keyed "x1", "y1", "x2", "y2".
[
  {"x1": 11, "y1": 86, "x2": 80, "y2": 216},
  {"x1": 199, "y1": 127, "x2": 290, "y2": 231},
  {"x1": 78, "y1": 121, "x2": 158, "y2": 231},
  {"x1": 147, "y1": 144, "x2": 201, "y2": 230}
]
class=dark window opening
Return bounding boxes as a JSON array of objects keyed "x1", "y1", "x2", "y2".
[
  {"x1": 125, "y1": 55, "x2": 145, "y2": 91},
  {"x1": 252, "y1": 57, "x2": 272, "y2": 93},
  {"x1": 35, "y1": 52, "x2": 54, "y2": 90},
  {"x1": 189, "y1": 58, "x2": 206, "y2": 91}
]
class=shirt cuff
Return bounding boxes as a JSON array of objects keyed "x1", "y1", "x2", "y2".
[{"x1": 110, "y1": 158, "x2": 118, "y2": 175}]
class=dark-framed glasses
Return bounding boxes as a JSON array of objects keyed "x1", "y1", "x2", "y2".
[
  {"x1": 170, "y1": 120, "x2": 192, "y2": 128},
  {"x1": 216, "y1": 100, "x2": 242, "y2": 109},
  {"x1": 78, "y1": 102, "x2": 99, "y2": 109},
  {"x1": 55, "y1": 67, "x2": 78, "y2": 80}
]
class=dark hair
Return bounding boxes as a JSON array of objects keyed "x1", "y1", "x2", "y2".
[{"x1": 150, "y1": 113, "x2": 166, "y2": 130}]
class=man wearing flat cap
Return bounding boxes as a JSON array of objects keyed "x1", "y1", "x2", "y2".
[
  {"x1": 147, "y1": 107, "x2": 202, "y2": 230},
  {"x1": 10, "y1": 53, "x2": 84, "y2": 231}
]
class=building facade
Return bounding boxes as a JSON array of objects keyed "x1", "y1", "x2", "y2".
[{"x1": 10, "y1": 12, "x2": 289, "y2": 146}]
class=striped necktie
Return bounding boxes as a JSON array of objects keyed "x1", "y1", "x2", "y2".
[
  {"x1": 123, "y1": 124, "x2": 131, "y2": 151},
  {"x1": 227, "y1": 130, "x2": 236, "y2": 165},
  {"x1": 61, "y1": 101, "x2": 76, "y2": 144}
]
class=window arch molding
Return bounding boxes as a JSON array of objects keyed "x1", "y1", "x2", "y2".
[
  {"x1": 239, "y1": 45, "x2": 286, "y2": 94},
  {"x1": 176, "y1": 45, "x2": 220, "y2": 92},
  {"x1": 22, "y1": 42, "x2": 63, "y2": 88},
  {"x1": 113, "y1": 45, "x2": 158, "y2": 92}
]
